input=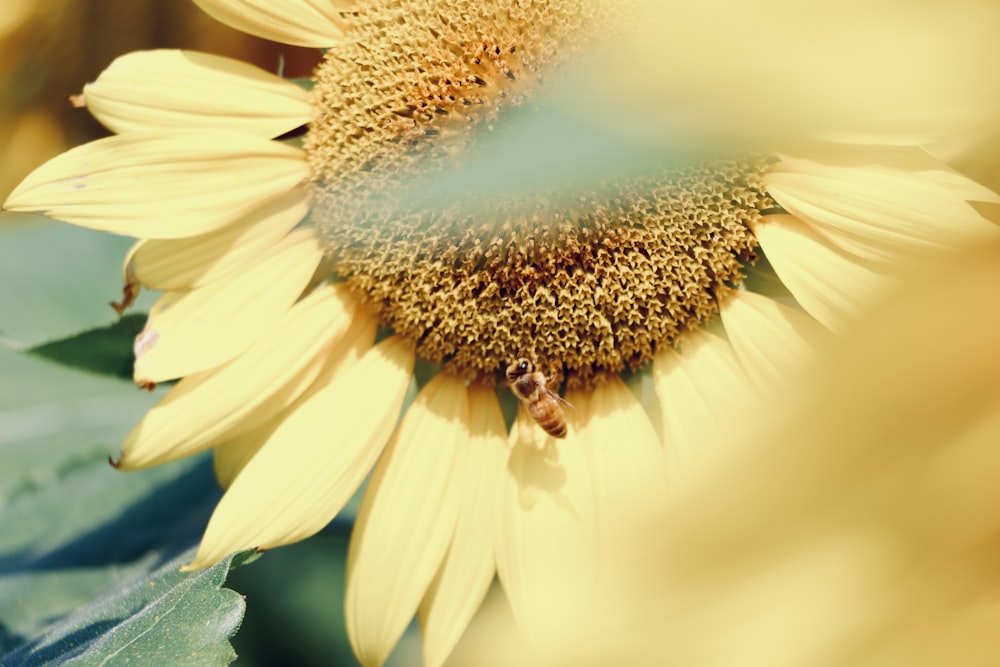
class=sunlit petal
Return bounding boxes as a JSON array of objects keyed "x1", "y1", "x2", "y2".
[
  {"x1": 212, "y1": 310, "x2": 379, "y2": 488},
  {"x1": 753, "y1": 213, "x2": 896, "y2": 331},
  {"x1": 192, "y1": 0, "x2": 354, "y2": 48},
  {"x1": 720, "y1": 290, "x2": 828, "y2": 389},
  {"x1": 653, "y1": 330, "x2": 752, "y2": 464},
  {"x1": 578, "y1": 378, "x2": 667, "y2": 523},
  {"x1": 766, "y1": 156, "x2": 1000, "y2": 262},
  {"x1": 185, "y1": 336, "x2": 415, "y2": 570},
  {"x1": 212, "y1": 421, "x2": 275, "y2": 492},
  {"x1": 133, "y1": 228, "x2": 320, "y2": 384},
  {"x1": 3, "y1": 132, "x2": 308, "y2": 239},
  {"x1": 346, "y1": 374, "x2": 470, "y2": 667},
  {"x1": 419, "y1": 385, "x2": 508, "y2": 667},
  {"x1": 117, "y1": 284, "x2": 357, "y2": 469},
  {"x1": 82, "y1": 50, "x2": 312, "y2": 137},
  {"x1": 128, "y1": 188, "x2": 308, "y2": 291},
  {"x1": 495, "y1": 417, "x2": 597, "y2": 643}
]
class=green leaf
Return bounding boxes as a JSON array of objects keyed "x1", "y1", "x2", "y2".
[
  {"x1": 27, "y1": 313, "x2": 147, "y2": 380},
  {"x1": 289, "y1": 77, "x2": 315, "y2": 92},
  {"x1": 0, "y1": 348, "x2": 244, "y2": 665},
  {"x1": 0, "y1": 214, "x2": 156, "y2": 350},
  {"x1": 2, "y1": 550, "x2": 247, "y2": 667}
]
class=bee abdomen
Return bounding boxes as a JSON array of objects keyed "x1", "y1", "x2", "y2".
[{"x1": 530, "y1": 401, "x2": 568, "y2": 438}]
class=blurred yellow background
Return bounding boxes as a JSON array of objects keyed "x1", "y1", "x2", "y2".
[
  {"x1": 5, "y1": 0, "x2": 999, "y2": 201},
  {"x1": 0, "y1": 0, "x2": 322, "y2": 200}
]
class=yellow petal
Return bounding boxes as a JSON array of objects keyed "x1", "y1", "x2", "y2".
[
  {"x1": 212, "y1": 421, "x2": 275, "y2": 491},
  {"x1": 450, "y1": 240, "x2": 1000, "y2": 667},
  {"x1": 192, "y1": 0, "x2": 354, "y2": 48},
  {"x1": 212, "y1": 310, "x2": 379, "y2": 488},
  {"x1": 303, "y1": 309, "x2": 381, "y2": 394},
  {"x1": 117, "y1": 284, "x2": 357, "y2": 469},
  {"x1": 720, "y1": 291, "x2": 828, "y2": 389},
  {"x1": 925, "y1": 167, "x2": 1000, "y2": 204},
  {"x1": 765, "y1": 157, "x2": 1000, "y2": 263},
  {"x1": 778, "y1": 143, "x2": 1000, "y2": 204},
  {"x1": 653, "y1": 330, "x2": 752, "y2": 463},
  {"x1": 578, "y1": 378, "x2": 667, "y2": 522},
  {"x1": 133, "y1": 228, "x2": 321, "y2": 383},
  {"x1": 128, "y1": 188, "x2": 307, "y2": 291},
  {"x1": 418, "y1": 385, "x2": 508, "y2": 667},
  {"x1": 82, "y1": 50, "x2": 312, "y2": 137},
  {"x1": 752, "y1": 214, "x2": 896, "y2": 331},
  {"x1": 495, "y1": 417, "x2": 597, "y2": 643},
  {"x1": 346, "y1": 374, "x2": 470, "y2": 667},
  {"x1": 185, "y1": 335, "x2": 415, "y2": 570},
  {"x1": 928, "y1": 127, "x2": 1000, "y2": 196},
  {"x1": 3, "y1": 132, "x2": 308, "y2": 239}
]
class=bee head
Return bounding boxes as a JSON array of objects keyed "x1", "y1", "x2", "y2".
[{"x1": 505, "y1": 358, "x2": 533, "y2": 380}]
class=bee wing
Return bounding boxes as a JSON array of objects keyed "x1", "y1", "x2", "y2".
[{"x1": 543, "y1": 386, "x2": 574, "y2": 410}]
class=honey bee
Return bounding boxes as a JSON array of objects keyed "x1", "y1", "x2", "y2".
[{"x1": 506, "y1": 358, "x2": 570, "y2": 439}]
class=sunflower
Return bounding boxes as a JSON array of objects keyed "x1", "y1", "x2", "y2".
[
  {"x1": 5, "y1": 1, "x2": 1000, "y2": 666},
  {"x1": 452, "y1": 238, "x2": 1000, "y2": 667}
]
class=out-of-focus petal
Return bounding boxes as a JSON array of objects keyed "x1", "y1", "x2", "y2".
[
  {"x1": 82, "y1": 50, "x2": 312, "y2": 137},
  {"x1": 133, "y1": 228, "x2": 321, "y2": 384},
  {"x1": 185, "y1": 335, "x2": 415, "y2": 570},
  {"x1": 418, "y1": 385, "x2": 508, "y2": 667},
  {"x1": 192, "y1": 0, "x2": 354, "y2": 48},
  {"x1": 581, "y1": 0, "x2": 1000, "y2": 147},
  {"x1": 451, "y1": 239, "x2": 1000, "y2": 667},
  {"x1": 3, "y1": 132, "x2": 308, "y2": 239}
]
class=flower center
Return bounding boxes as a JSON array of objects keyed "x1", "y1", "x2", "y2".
[
  {"x1": 307, "y1": 0, "x2": 610, "y2": 190},
  {"x1": 305, "y1": 0, "x2": 775, "y2": 387}
]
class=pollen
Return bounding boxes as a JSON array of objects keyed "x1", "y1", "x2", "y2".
[
  {"x1": 305, "y1": 0, "x2": 774, "y2": 388},
  {"x1": 315, "y1": 160, "x2": 772, "y2": 387}
]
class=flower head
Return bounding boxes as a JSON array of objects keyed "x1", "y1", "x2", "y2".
[
  {"x1": 5, "y1": 1, "x2": 1000, "y2": 665},
  {"x1": 453, "y1": 238, "x2": 1000, "y2": 667}
]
